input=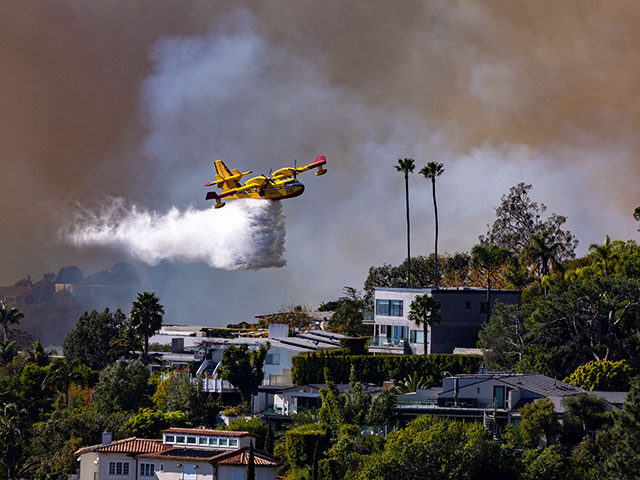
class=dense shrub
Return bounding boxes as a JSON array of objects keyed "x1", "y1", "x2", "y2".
[
  {"x1": 285, "y1": 423, "x2": 331, "y2": 469},
  {"x1": 292, "y1": 352, "x2": 482, "y2": 385}
]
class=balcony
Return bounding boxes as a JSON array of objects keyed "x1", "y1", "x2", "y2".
[{"x1": 368, "y1": 336, "x2": 411, "y2": 354}]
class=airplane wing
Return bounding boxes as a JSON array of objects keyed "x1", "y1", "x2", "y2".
[{"x1": 272, "y1": 155, "x2": 327, "y2": 180}]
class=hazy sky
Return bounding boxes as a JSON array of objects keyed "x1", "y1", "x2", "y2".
[{"x1": 2, "y1": 1, "x2": 639, "y2": 326}]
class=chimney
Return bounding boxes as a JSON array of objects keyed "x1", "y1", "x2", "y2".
[
  {"x1": 171, "y1": 337, "x2": 184, "y2": 353},
  {"x1": 102, "y1": 431, "x2": 112, "y2": 446},
  {"x1": 382, "y1": 380, "x2": 395, "y2": 391}
]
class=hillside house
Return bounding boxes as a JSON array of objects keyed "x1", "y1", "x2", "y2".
[
  {"x1": 75, "y1": 428, "x2": 278, "y2": 480},
  {"x1": 370, "y1": 287, "x2": 521, "y2": 354}
]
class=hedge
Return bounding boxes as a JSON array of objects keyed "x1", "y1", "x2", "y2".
[
  {"x1": 291, "y1": 352, "x2": 483, "y2": 386},
  {"x1": 285, "y1": 423, "x2": 331, "y2": 469}
]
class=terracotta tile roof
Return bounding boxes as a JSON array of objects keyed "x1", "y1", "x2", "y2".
[
  {"x1": 74, "y1": 438, "x2": 170, "y2": 456},
  {"x1": 215, "y1": 448, "x2": 279, "y2": 466},
  {"x1": 139, "y1": 447, "x2": 222, "y2": 462},
  {"x1": 163, "y1": 427, "x2": 257, "y2": 437}
]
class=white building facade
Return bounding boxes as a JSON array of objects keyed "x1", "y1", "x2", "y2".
[{"x1": 370, "y1": 287, "x2": 521, "y2": 355}]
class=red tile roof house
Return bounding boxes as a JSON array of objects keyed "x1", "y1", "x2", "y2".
[{"x1": 74, "y1": 427, "x2": 278, "y2": 480}]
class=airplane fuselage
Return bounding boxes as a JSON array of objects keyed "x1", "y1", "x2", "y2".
[{"x1": 228, "y1": 179, "x2": 305, "y2": 201}]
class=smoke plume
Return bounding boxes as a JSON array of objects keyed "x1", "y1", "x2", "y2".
[{"x1": 67, "y1": 198, "x2": 286, "y2": 270}]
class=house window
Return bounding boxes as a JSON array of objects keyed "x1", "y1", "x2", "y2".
[
  {"x1": 209, "y1": 437, "x2": 218, "y2": 446},
  {"x1": 392, "y1": 325, "x2": 408, "y2": 340},
  {"x1": 480, "y1": 302, "x2": 489, "y2": 314},
  {"x1": 376, "y1": 299, "x2": 403, "y2": 316},
  {"x1": 108, "y1": 461, "x2": 129, "y2": 476},
  {"x1": 187, "y1": 436, "x2": 197, "y2": 444},
  {"x1": 219, "y1": 438, "x2": 229, "y2": 447},
  {"x1": 229, "y1": 438, "x2": 239, "y2": 448},
  {"x1": 380, "y1": 324, "x2": 387, "y2": 335},
  {"x1": 140, "y1": 463, "x2": 155, "y2": 477},
  {"x1": 410, "y1": 330, "x2": 424, "y2": 344},
  {"x1": 165, "y1": 435, "x2": 175, "y2": 443},
  {"x1": 199, "y1": 436, "x2": 208, "y2": 445},
  {"x1": 493, "y1": 385, "x2": 505, "y2": 408},
  {"x1": 176, "y1": 436, "x2": 186, "y2": 444},
  {"x1": 265, "y1": 353, "x2": 280, "y2": 365}
]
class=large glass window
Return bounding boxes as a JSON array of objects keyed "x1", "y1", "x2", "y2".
[
  {"x1": 376, "y1": 299, "x2": 403, "y2": 316},
  {"x1": 410, "y1": 330, "x2": 424, "y2": 344},
  {"x1": 392, "y1": 325, "x2": 408, "y2": 339}
]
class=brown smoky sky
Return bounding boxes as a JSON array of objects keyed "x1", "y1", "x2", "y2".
[{"x1": 1, "y1": 0, "x2": 640, "y2": 323}]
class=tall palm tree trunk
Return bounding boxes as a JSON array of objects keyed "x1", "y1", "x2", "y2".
[
  {"x1": 405, "y1": 173, "x2": 411, "y2": 287},
  {"x1": 432, "y1": 179, "x2": 439, "y2": 288}
]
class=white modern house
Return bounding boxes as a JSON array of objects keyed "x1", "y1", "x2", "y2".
[
  {"x1": 369, "y1": 287, "x2": 521, "y2": 355},
  {"x1": 75, "y1": 428, "x2": 278, "y2": 480},
  {"x1": 148, "y1": 324, "x2": 347, "y2": 413}
]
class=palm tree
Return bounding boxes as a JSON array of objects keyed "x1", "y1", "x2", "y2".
[
  {"x1": 589, "y1": 235, "x2": 616, "y2": 276},
  {"x1": 471, "y1": 244, "x2": 512, "y2": 319},
  {"x1": 419, "y1": 162, "x2": 445, "y2": 287},
  {"x1": 130, "y1": 292, "x2": 164, "y2": 364},
  {"x1": 0, "y1": 340, "x2": 17, "y2": 365},
  {"x1": 521, "y1": 232, "x2": 565, "y2": 277},
  {"x1": 395, "y1": 158, "x2": 415, "y2": 287},
  {"x1": 43, "y1": 358, "x2": 83, "y2": 408},
  {"x1": 408, "y1": 293, "x2": 442, "y2": 354},
  {"x1": 22, "y1": 341, "x2": 49, "y2": 366},
  {"x1": 0, "y1": 302, "x2": 23, "y2": 342},
  {"x1": 395, "y1": 372, "x2": 428, "y2": 393}
]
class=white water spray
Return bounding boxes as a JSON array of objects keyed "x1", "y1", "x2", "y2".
[{"x1": 67, "y1": 198, "x2": 286, "y2": 269}]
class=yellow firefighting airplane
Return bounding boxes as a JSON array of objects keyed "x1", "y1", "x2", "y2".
[{"x1": 204, "y1": 156, "x2": 327, "y2": 208}]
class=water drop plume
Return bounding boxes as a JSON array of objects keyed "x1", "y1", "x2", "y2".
[{"x1": 67, "y1": 198, "x2": 286, "y2": 270}]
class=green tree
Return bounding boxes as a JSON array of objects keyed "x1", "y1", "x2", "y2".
[
  {"x1": 588, "y1": 235, "x2": 616, "y2": 276},
  {"x1": 0, "y1": 340, "x2": 17, "y2": 365},
  {"x1": 0, "y1": 403, "x2": 27, "y2": 480},
  {"x1": 92, "y1": 360, "x2": 152, "y2": 412},
  {"x1": 395, "y1": 158, "x2": 415, "y2": 287},
  {"x1": 328, "y1": 287, "x2": 368, "y2": 336},
  {"x1": 318, "y1": 369, "x2": 344, "y2": 431},
  {"x1": 561, "y1": 394, "x2": 609, "y2": 438},
  {"x1": 21, "y1": 341, "x2": 49, "y2": 367},
  {"x1": 522, "y1": 446, "x2": 574, "y2": 480},
  {"x1": 522, "y1": 231, "x2": 565, "y2": 278},
  {"x1": 520, "y1": 398, "x2": 560, "y2": 447},
  {"x1": 420, "y1": 161, "x2": 445, "y2": 287},
  {"x1": 605, "y1": 375, "x2": 640, "y2": 478},
  {"x1": 356, "y1": 415, "x2": 509, "y2": 480},
  {"x1": 471, "y1": 244, "x2": 512, "y2": 318},
  {"x1": 122, "y1": 409, "x2": 191, "y2": 438},
  {"x1": 564, "y1": 360, "x2": 633, "y2": 391},
  {"x1": 43, "y1": 358, "x2": 85, "y2": 408},
  {"x1": 477, "y1": 302, "x2": 535, "y2": 372},
  {"x1": 480, "y1": 182, "x2": 578, "y2": 262},
  {"x1": 264, "y1": 422, "x2": 274, "y2": 454},
  {"x1": 408, "y1": 293, "x2": 441, "y2": 354},
  {"x1": 219, "y1": 343, "x2": 269, "y2": 404},
  {"x1": 63, "y1": 309, "x2": 126, "y2": 370},
  {"x1": 129, "y1": 292, "x2": 164, "y2": 364},
  {"x1": 0, "y1": 302, "x2": 23, "y2": 342},
  {"x1": 153, "y1": 369, "x2": 219, "y2": 426}
]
